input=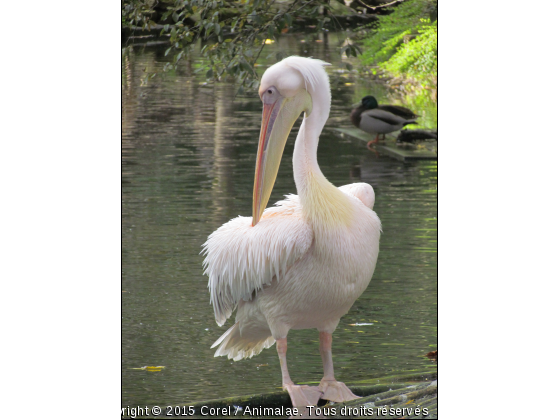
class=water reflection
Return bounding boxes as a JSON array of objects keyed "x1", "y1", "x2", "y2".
[{"x1": 122, "y1": 33, "x2": 437, "y2": 407}]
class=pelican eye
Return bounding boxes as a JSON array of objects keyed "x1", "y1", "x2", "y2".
[{"x1": 262, "y1": 86, "x2": 279, "y2": 104}]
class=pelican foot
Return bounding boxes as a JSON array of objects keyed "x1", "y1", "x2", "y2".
[
  {"x1": 318, "y1": 380, "x2": 360, "y2": 403},
  {"x1": 284, "y1": 384, "x2": 322, "y2": 408}
]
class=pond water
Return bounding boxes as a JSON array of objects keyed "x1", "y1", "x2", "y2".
[{"x1": 122, "y1": 32, "x2": 437, "y2": 407}]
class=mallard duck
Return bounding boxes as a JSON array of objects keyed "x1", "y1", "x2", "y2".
[{"x1": 351, "y1": 96, "x2": 418, "y2": 147}]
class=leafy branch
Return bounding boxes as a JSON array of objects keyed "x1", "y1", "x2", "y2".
[
  {"x1": 354, "y1": 0, "x2": 406, "y2": 12},
  {"x1": 122, "y1": 0, "x2": 340, "y2": 88}
]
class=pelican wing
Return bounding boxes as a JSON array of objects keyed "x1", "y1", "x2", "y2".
[{"x1": 202, "y1": 195, "x2": 313, "y2": 326}]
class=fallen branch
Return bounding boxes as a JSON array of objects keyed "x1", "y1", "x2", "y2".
[{"x1": 354, "y1": 0, "x2": 406, "y2": 12}]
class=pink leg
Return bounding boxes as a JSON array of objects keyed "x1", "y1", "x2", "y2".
[
  {"x1": 277, "y1": 338, "x2": 293, "y2": 386},
  {"x1": 317, "y1": 332, "x2": 360, "y2": 402},
  {"x1": 276, "y1": 338, "x2": 322, "y2": 408},
  {"x1": 319, "y1": 332, "x2": 335, "y2": 381}
]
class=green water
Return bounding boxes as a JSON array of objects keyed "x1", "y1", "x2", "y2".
[{"x1": 122, "y1": 32, "x2": 437, "y2": 407}]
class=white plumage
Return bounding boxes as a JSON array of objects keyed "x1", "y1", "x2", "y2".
[
  {"x1": 203, "y1": 194, "x2": 313, "y2": 327},
  {"x1": 202, "y1": 56, "x2": 381, "y2": 407}
]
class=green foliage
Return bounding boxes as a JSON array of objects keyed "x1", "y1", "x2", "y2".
[
  {"x1": 380, "y1": 19, "x2": 436, "y2": 82},
  {"x1": 358, "y1": 0, "x2": 437, "y2": 86},
  {"x1": 122, "y1": 0, "x2": 338, "y2": 88}
]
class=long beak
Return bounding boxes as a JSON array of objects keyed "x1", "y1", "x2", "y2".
[{"x1": 252, "y1": 98, "x2": 287, "y2": 226}]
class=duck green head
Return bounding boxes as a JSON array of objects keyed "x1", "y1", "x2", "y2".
[{"x1": 361, "y1": 95, "x2": 378, "y2": 109}]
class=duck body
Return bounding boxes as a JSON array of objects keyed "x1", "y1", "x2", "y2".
[{"x1": 351, "y1": 95, "x2": 418, "y2": 143}]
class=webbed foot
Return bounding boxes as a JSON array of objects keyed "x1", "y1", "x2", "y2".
[
  {"x1": 284, "y1": 384, "x2": 322, "y2": 408},
  {"x1": 318, "y1": 379, "x2": 360, "y2": 403}
]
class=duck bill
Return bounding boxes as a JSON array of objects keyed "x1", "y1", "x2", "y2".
[{"x1": 252, "y1": 98, "x2": 290, "y2": 226}]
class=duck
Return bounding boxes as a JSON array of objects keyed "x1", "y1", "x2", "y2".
[{"x1": 351, "y1": 95, "x2": 418, "y2": 147}]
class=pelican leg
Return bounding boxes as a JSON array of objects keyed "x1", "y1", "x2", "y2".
[
  {"x1": 317, "y1": 332, "x2": 360, "y2": 402},
  {"x1": 276, "y1": 338, "x2": 322, "y2": 408}
]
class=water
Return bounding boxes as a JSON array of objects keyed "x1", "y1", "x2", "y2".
[{"x1": 122, "y1": 32, "x2": 437, "y2": 407}]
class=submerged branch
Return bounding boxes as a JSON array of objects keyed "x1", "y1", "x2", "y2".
[{"x1": 354, "y1": 0, "x2": 406, "y2": 12}]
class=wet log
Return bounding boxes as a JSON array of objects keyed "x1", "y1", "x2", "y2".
[
  {"x1": 343, "y1": 383, "x2": 437, "y2": 409},
  {"x1": 140, "y1": 370, "x2": 438, "y2": 419},
  {"x1": 328, "y1": 380, "x2": 437, "y2": 419}
]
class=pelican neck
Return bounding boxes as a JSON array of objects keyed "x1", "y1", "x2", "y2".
[
  {"x1": 291, "y1": 87, "x2": 355, "y2": 229},
  {"x1": 292, "y1": 92, "x2": 329, "y2": 194}
]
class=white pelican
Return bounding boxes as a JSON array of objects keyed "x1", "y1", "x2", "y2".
[{"x1": 202, "y1": 56, "x2": 381, "y2": 408}]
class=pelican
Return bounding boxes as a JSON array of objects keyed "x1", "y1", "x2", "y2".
[
  {"x1": 202, "y1": 57, "x2": 381, "y2": 408},
  {"x1": 351, "y1": 95, "x2": 418, "y2": 147}
]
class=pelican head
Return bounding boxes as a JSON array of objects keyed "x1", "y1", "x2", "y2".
[{"x1": 252, "y1": 57, "x2": 329, "y2": 226}]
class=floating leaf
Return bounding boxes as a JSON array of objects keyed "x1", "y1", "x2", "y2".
[{"x1": 131, "y1": 366, "x2": 165, "y2": 372}]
